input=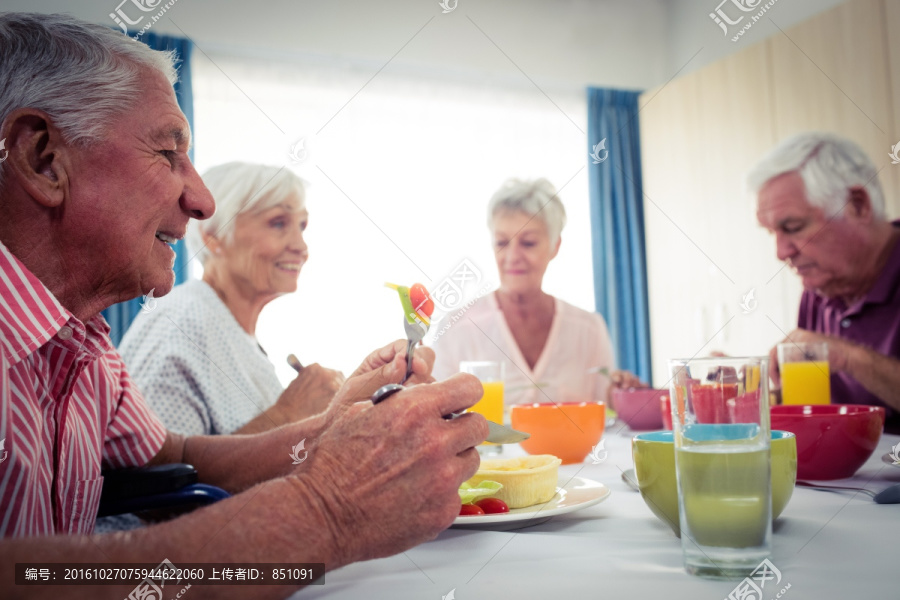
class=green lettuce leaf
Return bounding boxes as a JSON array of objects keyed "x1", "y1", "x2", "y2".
[{"x1": 458, "y1": 481, "x2": 503, "y2": 505}]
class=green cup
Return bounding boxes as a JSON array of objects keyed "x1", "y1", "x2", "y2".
[{"x1": 631, "y1": 430, "x2": 797, "y2": 537}]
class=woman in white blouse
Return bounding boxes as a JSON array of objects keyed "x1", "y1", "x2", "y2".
[
  {"x1": 119, "y1": 162, "x2": 344, "y2": 436},
  {"x1": 432, "y1": 178, "x2": 643, "y2": 407}
]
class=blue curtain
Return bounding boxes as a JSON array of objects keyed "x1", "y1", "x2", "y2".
[
  {"x1": 586, "y1": 88, "x2": 652, "y2": 384},
  {"x1": 102, "y1": 32, "x2": 194, "y2": 346}
]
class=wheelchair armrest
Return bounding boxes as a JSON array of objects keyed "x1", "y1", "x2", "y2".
[
  {"x1": 101, "y1": 463, "x2": 198, "y2": 501},
  {"x1": 98, "y1": 464, "x2": 230, "y2": 519},
  {"x1": 97, "y1": 484, "x2": 231, "y2": 518}
]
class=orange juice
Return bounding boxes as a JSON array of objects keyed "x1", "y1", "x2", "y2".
[
  {"x1": 470, "y1": 381, "x2": 504, "y2": 423},
  {"x1": 745, "y1": 365, "x2": 761, "y2": 392},
  {"x1": 781, "y1": 361, "x2": 830, "y2": 405}
]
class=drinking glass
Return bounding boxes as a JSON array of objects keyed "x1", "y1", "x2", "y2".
[
  {"x1": 668, "y1": 356, "x2": 772, "y2": 578},
  {"x1": 777, "y1": 342, "x2": 830, "y2": 405},
  {"x1": 460, "y1": 361, "x2": 504, "y2": 455}
]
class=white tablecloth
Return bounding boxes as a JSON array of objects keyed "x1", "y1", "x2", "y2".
[{"x1": 295, "y1": 425, "x2": 899, "y2": 600}]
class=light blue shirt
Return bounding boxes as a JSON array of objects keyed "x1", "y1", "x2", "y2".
[{"x1": 119, "y1": 279, "x2": 284, "y2": 436}]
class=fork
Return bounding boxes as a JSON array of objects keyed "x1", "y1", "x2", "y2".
[{"x1": 401, "y1": 317, "x2": 428, "y2": 384}]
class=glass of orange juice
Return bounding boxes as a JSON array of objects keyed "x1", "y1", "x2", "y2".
[
  {"x1": 777, "y1": 342, "x2": 830, "y2": 405},
  {"x1": 459, "y1": 361, "x2": 504, "y2": 455}
]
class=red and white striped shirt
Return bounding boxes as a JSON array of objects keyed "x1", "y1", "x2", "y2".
[{"x1": 0, "y1": 241, "x2": 167, "y2": 537}]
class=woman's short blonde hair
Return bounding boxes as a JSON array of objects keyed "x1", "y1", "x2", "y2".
[
  {"x1": 487, "y1": 178, "x2": 567, "y2": 244},
  {"x1": 187, "y1": 163, "x2": 307, "y2": 265}
]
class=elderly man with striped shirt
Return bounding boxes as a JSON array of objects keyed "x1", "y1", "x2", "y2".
[{"x1": 0, "y1": 13, "x2": 488, "y2": 599}]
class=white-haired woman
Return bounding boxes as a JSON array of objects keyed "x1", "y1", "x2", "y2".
[
  {"x1": 119, "y1": 162, "x2": 344, "y2": 436},
  {"x1": 432, "y1": 178, "x2": 644, "y2": 407}
]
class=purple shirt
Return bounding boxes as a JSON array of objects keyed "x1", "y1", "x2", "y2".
[{"x1": 797, "y1": 221, "x2": 900, "y2": 429}]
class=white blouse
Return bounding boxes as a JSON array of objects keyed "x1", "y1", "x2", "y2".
[
  {"x1": 430, "y1": 292, "x2": 615, "y2": 407},
  {"x1": 118, "y1": 279, "x2": 284, "y2": 436}
]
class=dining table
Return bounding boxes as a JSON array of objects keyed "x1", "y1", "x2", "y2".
[{"x1": 294, "y1": 424, "x2": 899, "y2": 600}]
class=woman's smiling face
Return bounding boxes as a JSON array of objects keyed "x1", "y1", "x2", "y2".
[{"x1": 219, "y1": 192, "x2": 309, "y2": 298}]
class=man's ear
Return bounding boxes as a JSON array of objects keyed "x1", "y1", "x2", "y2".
[
  {"x1": 1, "y1": 108, "x2": 69, "y2": 209},
  {"x1": 846, "y1": 186, "x2": 873, "y2": 223}
]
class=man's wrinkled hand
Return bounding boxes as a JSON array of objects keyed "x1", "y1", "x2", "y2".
[
  {"x1": 347, "y1": 339, "x2": 435, "y2": 397},
  {"x1": 290, "y1": 373, "x2": 487, "y2": 565}
]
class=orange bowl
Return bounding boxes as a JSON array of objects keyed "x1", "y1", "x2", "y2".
[{"x1": 510, "y1": 402, "x2": 606, "y2": 464}]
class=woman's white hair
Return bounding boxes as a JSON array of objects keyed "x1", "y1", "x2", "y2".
[
  {"x1": 0, "y1": 12, "x2": 179, "y2": 185},
  {"x1": 747, "y1": 132, "x2": 885, "y2": 219},
  {"x1": 187, "y1": 163, "x2": 307, "y2": 266},
  {"x1": 488, "y1": 178, "x2": 567, "y2": 244}
]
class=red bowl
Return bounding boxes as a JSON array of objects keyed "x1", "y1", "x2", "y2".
[
  {"x1": 612, "y1": 389, "x2": 666, "y2": 430},
  {"x1": 770, "y1": 405, "x2": 884, "y2": 480}
]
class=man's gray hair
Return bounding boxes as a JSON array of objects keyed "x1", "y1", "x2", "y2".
[
  {"x1": 747, "y1": 132, "x2": 885, "y2": 219},
  {"x1": 488, "y1": 178, "x2": 567, "y2": 244},
  {"x1": 0, "y1": 12, "x2": 178, "y2": 183},
  {"x1": 187, "y1": 163, "x2": 308, "y2": 266}
]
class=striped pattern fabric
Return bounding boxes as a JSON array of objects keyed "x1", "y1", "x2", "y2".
[{"x1": 0, "y1": 242, "x2": 167, "y2": 537}]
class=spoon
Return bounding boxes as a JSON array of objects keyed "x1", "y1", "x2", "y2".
[
  {"x1": 796, "y1": 480, "x2": 900, "y2": 504},
  {"x1": 621, "y1": 468, "x2": 640, "y2": 492}
]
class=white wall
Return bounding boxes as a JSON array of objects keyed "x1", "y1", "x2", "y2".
[
  {"x1": 665, "y1": 0, "x2": 847, "y2": 76},
  {"x1": 6, "y1": 0, "x2": 843, "y2": 90},
  {"x1": 7, "y1": 0, "x2": 671, "y2": 91}
]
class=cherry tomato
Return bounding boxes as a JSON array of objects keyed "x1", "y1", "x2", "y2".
[
  {"x1": 459, "y1": 504, "x2": 485, "y2": 516},
  {"x1": 409, "y1": 283, "x2": 435, "y2": 319},
  {"x1": 475, "y1": 498, "x2": 510, "y2": 514}
]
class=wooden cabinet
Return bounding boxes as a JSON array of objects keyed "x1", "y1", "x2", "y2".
[
  {"x1": 885, "y1": 0, "x2": 900, "y2": 215},
  {"x1": 768, "y1": 0, "x2": 897, "y2": 212},
  {"x1": 639, "y1": 0, "x2": 898, "y2": 385}
]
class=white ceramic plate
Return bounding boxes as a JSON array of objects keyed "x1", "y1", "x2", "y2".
[{"x1": 451, "y1": 476, "x2": 610, "y2": 531}]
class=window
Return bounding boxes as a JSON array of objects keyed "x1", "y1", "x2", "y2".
[{"x1": 193, "y1": 52, "x2": 592, "y2": 382}]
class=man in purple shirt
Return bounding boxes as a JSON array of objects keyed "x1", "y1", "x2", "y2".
[{"x1": 751, "y1": 132, "x2": 900, "y2": 432}]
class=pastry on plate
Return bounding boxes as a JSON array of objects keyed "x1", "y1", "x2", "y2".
[{"x1": 465, "y1": 455, "x2": 561, "y2": 509}]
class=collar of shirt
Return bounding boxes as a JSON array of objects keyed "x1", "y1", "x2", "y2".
[
  {"x1": 859, "y1": 220, "x2": 900, "y2": 306},
  {"x1": 0, "y1": 241, "x2": 111, "y2": 367}
]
